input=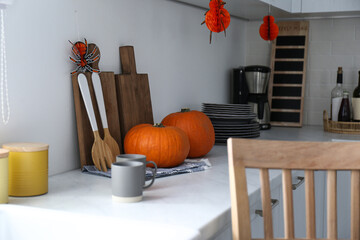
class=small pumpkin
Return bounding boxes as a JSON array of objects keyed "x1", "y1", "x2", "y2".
[
  {"x1": 161, "y1": 108, "x2": 215, "y2": 158},
  {"x1": 124, "y1": 123, "x2": 190, "y2": 168}
]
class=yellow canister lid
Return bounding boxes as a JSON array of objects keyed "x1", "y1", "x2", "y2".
[
  {"x1": 3, "y1": 142, "x2": 49, "y2": 152},
  {"x1": 0, "y1": 148, "x2": 9, "y2": 158}
]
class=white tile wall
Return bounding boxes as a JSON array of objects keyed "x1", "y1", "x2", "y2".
[{"x1": 246, "y1": 17, "x2": 360, "y2": 125}]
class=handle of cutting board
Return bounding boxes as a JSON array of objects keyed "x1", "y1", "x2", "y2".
[
  {"x1": 78, "y1": 73, "x2": 98, "y2": 132},
  {"x1": 92, "y1": 73, "x2": 108, "y2": 129},
  {"x1": 120, "y1": 46, "x2": 137, "y2": 74}
]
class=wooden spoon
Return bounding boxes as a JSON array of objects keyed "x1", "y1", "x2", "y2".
[
  {"x1": 78, "y1": 73, "x2": 112, "y2": 172},
  {"x1": 92, "y1": 72, "x2": 120, "y2": 166}
]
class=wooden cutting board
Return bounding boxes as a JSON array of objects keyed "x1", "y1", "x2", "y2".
[
  {"x1": 72, "y1": 72, "x2": 122, "y2": 169},
  {"x1": 115, "y1": 46, "x2": 154, "y2": 143}
]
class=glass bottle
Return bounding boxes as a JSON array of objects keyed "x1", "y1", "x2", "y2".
[
  {"x1": 338, "y1": 91, "x2": 351, "y2": 122},
  {"x1": 331, "y1": 67, "x2": 344, "y2": 121},
  {"x1": 353, "y1": 71, "x2": 360, "y2": 121}
]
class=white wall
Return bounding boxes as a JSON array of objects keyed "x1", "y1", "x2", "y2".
[
  {"x1": 246, "y1": 18, "x2": 360, "y2": 126},
  {"x1": 0, "y1": 0, "x2": 247, "y2": 175}
]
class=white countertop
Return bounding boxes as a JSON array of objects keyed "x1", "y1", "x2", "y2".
[
  {"x1": 4, "y1": 126, "x2": 360, "y2": 239},
  {"x1": 6, "y1": 145, "x2": 238, "y2": 239},
  {"x1": 260, "y1": 125, "x2": 360, "y2": 142}
]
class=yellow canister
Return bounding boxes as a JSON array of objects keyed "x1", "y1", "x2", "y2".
[
  {"x1": 0, "y1": 149, "x2": 10, "y2": 203},
  {"x1": 3, "y1": 143, "x2": 49, "y2": 197}
]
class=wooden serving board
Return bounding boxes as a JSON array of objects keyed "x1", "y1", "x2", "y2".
[
  {"x1": 72, "y1": 72, "x2": 122, "y2": 169},
  {"x1": 268, "y1": 21, "x2": 309, "y2": 127},
  {"x1": 115, "y1": 46, "x2": 154, "y2": 143}
]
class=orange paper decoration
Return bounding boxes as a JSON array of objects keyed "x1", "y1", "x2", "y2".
[
  {"x1": 259, "y1": 15, "x2": 279, "y2": 41},
  {"x1": 201, "y1": 0, "x2": 231, "y2": 43}
]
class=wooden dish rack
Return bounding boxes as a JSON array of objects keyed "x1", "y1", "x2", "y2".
[{"x1": 323, "y1": 110, "x2": 360, "y2": 134}]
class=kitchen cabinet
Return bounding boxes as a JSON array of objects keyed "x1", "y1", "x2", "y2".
[
  {"x1": 288, "y1": 170, "x2": 353, "y2": 239},
  {"x1": 242, "y1": 167, "x2": 290, "y2": 238},
  {"x1": 216, "y1": 169, "x2": 352, "y2": 239},
  {"x1": 249, "y1": 171, "x2": 324, "y2": 238},
  {"x1": 172, "y1": 0, "x2": 360, "y2": 21},
  {"x1": 212, "y1": 225, "x2": 232, "y2": 240},
  {"x1": 246, "y1": 168, "x2": 355, "y2": 238},
  {"x1": 298, "y1": 0, "x2": 360, "y2": 13},
  {"x1": 257, "y1": 0, "x2": 360, "y2": 13},
  {"x1": 249, "y1": 171, "x2": 349, "y2": 239},
  {"x1": 249, "y1": 129, "x2": 359, "y2": 239},
  {"x1": 259, "y1": 127, "x2": 360, "y2": 239},
  {"x1": 327, "y1": 171, "x2": 351, "y2": 239},
  {"x1": 171, "y1": 0, "x2": 294, "y2": 20},
  {"x1": 259, "y1": 0, "x2": 292, "y2": 13},
  {"x1": 221, "y1": 164, "x2": 351, "y2": 239},
  {"x1": 282, "y1": 171, "x2": 327, "y2": 238},
  {"x1": 250, "y1": 209, "x2": 265, "y2": 238}
]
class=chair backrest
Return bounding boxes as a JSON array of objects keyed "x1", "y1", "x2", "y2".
[{"x1": 227, "y1": 138, "x2": 360, "y2": 240}]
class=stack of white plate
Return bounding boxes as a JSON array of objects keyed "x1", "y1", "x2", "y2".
[{"x1": 202, "y1": 103, "x2": 260, "y2": 143}]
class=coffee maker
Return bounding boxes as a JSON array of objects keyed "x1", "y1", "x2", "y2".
[
  {"x1": 244, "y1": 66, "x2": 271, "y2": 130},
  {"x1": 232, "y1": 66, "x2": 271, "y2": 130},
  {"x1": 231, "y1": 67, "x2": 248, "y2": 104}
]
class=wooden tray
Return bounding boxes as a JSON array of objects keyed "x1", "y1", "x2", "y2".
[
  {"x1": 72, "y1": 72, "x2": 122, "y2": 169},
  {"x1": 323, "y1": 110, "x2": 360, "y2": 134}
]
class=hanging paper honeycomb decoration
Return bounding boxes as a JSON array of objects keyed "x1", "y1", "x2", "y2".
[
  {"x1": 259, "y1": 15, "x2": 279, "y2": 41},
  {"x1": 201, "y1": 0, "x2": 231, "y2": 43}
]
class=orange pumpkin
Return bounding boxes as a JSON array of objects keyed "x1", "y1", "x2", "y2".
[
  {"x1": 161, "y1": 108, "x2": 215, "y2": 158},
  {"x1": 124, "y1": 123, "x2": 190, "y2": 168}
]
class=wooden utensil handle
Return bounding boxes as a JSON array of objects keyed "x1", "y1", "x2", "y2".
[
  {"x1": 120, "y1": 46, "x2": 137, "y2": 74},
  {"x1": 78, "y1": 73, "x2": 98, "y2": 131},
  {"x1": 92, "y1": 73, "x2": 108, "y2": 129}
]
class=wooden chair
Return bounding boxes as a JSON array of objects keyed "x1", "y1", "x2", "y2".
[{"x1": 227, "y1": 138, "x2": 360, "y2": 240}]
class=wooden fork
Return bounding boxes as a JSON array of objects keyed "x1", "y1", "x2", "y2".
[
  {"x1": 78, "y1": 73, "x2": 112, "y2": 172},
  {"x1": 92, "y1": 72, "x2": 120, "y2": 164}
]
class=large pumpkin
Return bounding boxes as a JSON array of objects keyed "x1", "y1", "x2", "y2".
[
  {"x1": 161, "y1": 108, "x2": 215, "y2": 158},
  {"x1": 124, "y1": 123, "x2": 190, "y2": 168}
]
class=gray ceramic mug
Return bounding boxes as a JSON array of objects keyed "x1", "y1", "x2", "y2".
[
  {"x1": 111, "y1": 161, "x2": 155, "y2": 203},
  {"x1": 116, "y1": 154, "x2": 157, "y2": 188}
]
